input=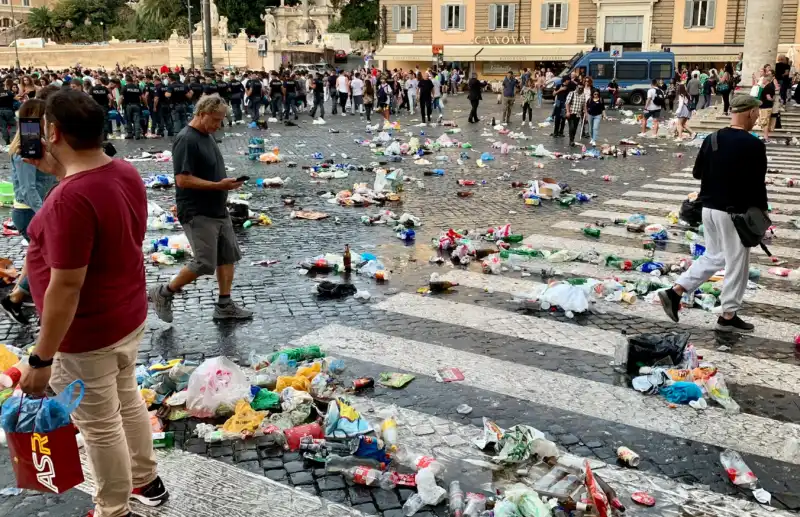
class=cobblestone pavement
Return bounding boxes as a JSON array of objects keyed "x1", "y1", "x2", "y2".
[{"x1": 1, "y1": 96, "x2": 800, "y2": 516}]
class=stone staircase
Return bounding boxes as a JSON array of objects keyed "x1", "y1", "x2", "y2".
[{"x1": 690, "y1": 105, "x2": 800, "y2": 176}]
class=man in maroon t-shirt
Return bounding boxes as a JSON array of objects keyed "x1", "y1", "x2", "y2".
[{"x1": 18, "y1": 89, "x2": 169, "y2": 517}]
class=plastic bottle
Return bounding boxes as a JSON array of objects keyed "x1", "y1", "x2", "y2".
[
  {"x1": 583, "y1": 227, "x2": 601, "y2": 238},
  {"x1": 403, "y1": 494, "x2": 426, "y2": 516},
  {"x1": 343, "y1": 244, "x2": 352, "y2": 273},
  {"x1": 448, "y1": 481, "x2": 465, "y2": 517},
  {"x1": 325, "y1": 455, "x2": 381, "y2": 473},
  {"x1": 457, "y1": 179, "x2": 476, "y2": 186},
  {"x1": 341, "y1": 466, "x2": 396, "y2": 490},
  {"x1": 613, "y1": 330, "x2": 628, "y2": 371},
  {"x1": 429, "y1": 280, "x2": 458, "y2": 293},
  {"x1": 393, "y1": 447, "x2": 444, "y2": 475},
  {"x1": 0, "y1": 364, "x2": 21, "y2": 389}
]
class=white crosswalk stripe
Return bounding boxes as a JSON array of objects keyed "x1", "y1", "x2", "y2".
[
  {"x1": 644, "y1": 182, "x2": 800, "y2": 200},
  {"x1": 294, "y1": 323, "x2": 800, "y2": 465},
  {"x1": 519, "y1": 233, "x2": 786, "y2": 280},
  {"x1": 622, "y1": 190, "x2": 800, "y2": 212},
  {"x1": 552, "y1": 219, "x2": 799, "y2": 257},
  {"x1": 604, "y1": 199, "x2": 797, "y2": 222},
  {"x1": 440, "y1": 269, "x2": 800, "y2": 344},
  {"x1": 577, "y1": 209, "x2": 800, "y2": 242}
]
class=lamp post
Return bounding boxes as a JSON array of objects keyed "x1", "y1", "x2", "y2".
[
  {"x1": 202, "y1": 0, "x2": 212, "y2": 73},
  {"x1": 100, "y1": 21, "x2": 106, "y2": 42},
  {"x1": 9, "y1": 0, "x2": 19, "y2": 69},
  {"x1": 187, "y1": 0, "x2": 194, "y2": 71}
]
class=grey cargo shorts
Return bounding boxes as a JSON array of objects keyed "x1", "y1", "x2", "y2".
[{"x1": 183, "y1": 215, "x2": 242, "y2": 275}]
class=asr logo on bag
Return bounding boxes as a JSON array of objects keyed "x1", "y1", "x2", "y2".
[{"x1": 31, "y1": 433, "x2": 57, "y2": 492}]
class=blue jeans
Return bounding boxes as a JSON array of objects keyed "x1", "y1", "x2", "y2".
[
  {"x1": 11, "y1": 207, "x2": 34, "y2": 294},
  {"x1": 536, "y1": 90, "x2": 543, "y2": 107},
  {"x1": 588, "y1": 114, "x2": 601, "y2": 141}
]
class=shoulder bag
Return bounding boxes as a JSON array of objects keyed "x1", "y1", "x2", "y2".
[{"x1": 711, "y1": 132, "x2": 772, "y2": 252}]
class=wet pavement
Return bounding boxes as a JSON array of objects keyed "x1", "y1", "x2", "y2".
[{"x1": 0, "y1": 96, "x2": 799, "y2": 516}]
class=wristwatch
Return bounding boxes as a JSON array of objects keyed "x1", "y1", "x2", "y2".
[{"x1": 28, "y1": 354, "x2": 53, "y2": 369}]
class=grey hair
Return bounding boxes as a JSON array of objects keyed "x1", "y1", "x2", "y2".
[{"x1": 194, "y1": 94, "x2": 228, "y2": 116}]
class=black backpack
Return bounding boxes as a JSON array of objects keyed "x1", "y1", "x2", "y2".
[{"x1": 653, "y1": 88, "x2": 665, "y2": 108}]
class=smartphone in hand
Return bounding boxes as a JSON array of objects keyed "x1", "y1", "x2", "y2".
[
  {"x1": 19, "y1": 118, "x2": 42, "y2": 159},
  {"x1": 235, "y1": 175, "x2": 250, "y2": 182}
]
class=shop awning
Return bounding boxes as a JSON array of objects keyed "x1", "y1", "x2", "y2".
[
  {"x1": 375, "y1": 44, "x2": 593, "y2": 62},
  {"x1": 668, "y1": 45, "x2": 742, "y2": 63}
]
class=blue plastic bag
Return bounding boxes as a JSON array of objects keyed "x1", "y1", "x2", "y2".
[
  {"x1": 480, "y1": 152, "x2": 495, "y2": 161},
  {"x1": 659, "y1": 381, "x2": 702, "y2": 404},
  {"x1": 1, "y1": 380, "x2": 84, "y2": 433}
]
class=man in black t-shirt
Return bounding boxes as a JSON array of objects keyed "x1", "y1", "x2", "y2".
[
  {"x1": 166, "y1": 74, "x2": 189, "y2": 133},
  {"x1": 550, "y1": 77, "x2": 574, "y2": 137},
  {"x1": 189, "y1": 77, "x2": 204, "y2": 112},
  {"x1": 417, "y1": 73, "x2": 434, "y2": 123},
  {"x1": 310, "y1": 72, "x2": 325, "y2": 119},
  {"x1": 268, "y1": 71, "x2": 283, "y2": 119},
  {"x1": 121, "y1": 76, "x2": 143, "y2": 139},
  {"x1": 758, "y1": 74, "x2": 776, "y2": 141},
  {"x1": 90, "y1": 77, "x2": 113, "y2": 139},
  {"x1": 228, "y1": 75, "x2": 244, "y2": 122},
  {"x1": 203, "y1": 75, "x2": 219, "y2": 97},
  {"x1": 245, "y1": 71, "x2": 263, "y2": 120},
  {"x1": 149, "y1": 95, "x2": 253, "y2": 324},
  {"x1": 216, "y1": 75, "x2": 231, "y2": 126},
  {"x1": 282, "y1": 73, "x2": 298, "y2": 121},
  {"x1": 0, "y1": 79, "x2": 15, "y2": 144},
  {"x1": 327, "y1": 70, "x2": 338, "y2": 114}
]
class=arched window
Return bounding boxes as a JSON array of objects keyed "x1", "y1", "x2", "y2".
[{"x1": 1, "y1": 19, "x2": 11, "y2": 28}]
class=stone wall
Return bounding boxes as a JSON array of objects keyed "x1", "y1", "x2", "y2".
[{"x1": 0, "y1": 43, "x2": 169, "y2": 69}]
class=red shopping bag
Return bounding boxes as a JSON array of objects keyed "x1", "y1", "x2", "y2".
[
  {"x1": 4, "y1": 380, "x2": 85, "y2": 493},
  {"x1": 7, "y1": 423, "x2": 84, "y2": 493}
]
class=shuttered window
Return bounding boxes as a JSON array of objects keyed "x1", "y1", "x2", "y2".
[
  {"x1": 684, "y1": 0, "x2": 716, "y2": 28},
  {"x1": 489, "y1": 4, "x2": 516, "y2": 31},
  {"x1": 441, "y1": 4, "x2": 466, "y2": 30},
  {"x1": 541, "y1": 3, "x2": 569, "y2": 30},
  {"x1": 391, "y1": 5, "x2": 418, "y2": 31}
]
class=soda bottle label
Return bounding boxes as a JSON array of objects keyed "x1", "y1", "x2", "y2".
[
  {"x1": 352, "y1": 466, "x2": 371, "y2": 484},
  {"x1": 416, "y1": 456, "x2": 436, "y2": 469}
]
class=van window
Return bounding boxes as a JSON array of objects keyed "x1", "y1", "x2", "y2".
[
  {"x1": 650, "y1": 62, "x2": 672, "y2": 80},
  {"x1": 615, "y1": 61, "x2": 647, "y2": 80},
  {"x1": 589, "y1": 61, "x2": 614, "y2": 80}
]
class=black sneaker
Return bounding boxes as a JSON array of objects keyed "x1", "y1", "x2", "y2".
[
  {"x1": 715, "y1": 314, "x2": 754, "y2": 333},
  {"x1": 657, "y1": 288, "x2": 681, "y2": 323},
  {"x1": 0, "y1": 296, "x2": 28, "y2": 325},
  {"x1": 130, "y1": 475, "x2": 169, "y2": 506}
]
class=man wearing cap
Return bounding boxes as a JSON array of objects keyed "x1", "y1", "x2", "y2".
[{"x1": 658, "y1": 95, "x2": 765, "y2": 333}]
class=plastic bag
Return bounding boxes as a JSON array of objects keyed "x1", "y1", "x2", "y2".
[
  {"x1": 504, "y1": 483, "x2": 550, "y2": 517},
  {"x1": 625, "y1": 332, "x2": 690, "y2": 374},
  {"x1": 679, "y1": 198, "x2": 703, "y2": 227},
  {"x1": 186, "y1": 357, "x2": 251, "y2": 418},
  {"x1": 720, "y1": 450, "x2": 758, "y2": 488},
  {"x1": 1, "y1": 380, "x2": 84, "y2": 433},
  {"x1": 539, "y1": 282, "x2": 590, "y2": 314},
  {"x1": 268, "y1": 346, "x2": 323, "y2": 364},
  {"x1": 659, "y1": 382, "x2": 703, "y2": 404},
  {"x1": 493, "y1": 500, "x2": 522, "y2": 517},
  {"x1": 324, "y1": 398, "x2": 371, "y2": 438},
  {"x1": 703, "y1": 373, "x2": 740, "y2": 412},
  {"x1": 222, "y1": 400, "x2": 267, "y2": 436},
  {"x1": 493, "y1": 425, "x2": 557, "y2": 464},
  {"x1": 251, "y1": 389, "x2": 280, "y2": 410}
]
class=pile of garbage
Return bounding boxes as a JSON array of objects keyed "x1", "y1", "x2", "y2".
[
  {"x1": 300, "y1": 250, "x2": 389, "y2": 283},
  {"x1": 147, "y1": 201, "x2": 180, "y2": 231},
  {"x1": 143, "y1": 174, "x2": 174, "y2": 189},
  {"x1": 125, "y1": 150, "x2": 172, "y2": 163},
  {"x1": 616, "y1": 332, "x2": 739, "y2": 412},
  {"x1": 513, "y1": 179, "x2": 595, "y2": 208},
  {"x1": 147, "y1": 235, "x2": 192, "y2": 265}
]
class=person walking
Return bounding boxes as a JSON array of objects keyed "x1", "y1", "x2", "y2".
[
  {"x1": 565, "y1": 85, "x2": 585, "y2": 146},
  {"x1": 18, "y1": 88, "x2": 169, "y2": 517},
  {"x1": 686, "y1": 72, "x2": 700, "y2": 111},
  {"x1": 718, "y1": 63, "x2": 734, "y2": 115},
  {"x1": 336, "y1": 70, "x2": 349, "y2": 117},
  {"x1": 406, "y1": 73, "x2": 418, "y2": 115},
  {"x1": 585, "y1": 89, "x2": 605, "y2": 146},
  {"x1": 350, "y1": 72, "x2": 365, "y2": 116},
  {"x1": 658, "y1": 96, "x2": 764, "y2": 333},
  {"x1": 267, "y1": 72, "x2": 283, "y2": 120},
  {"x1": 673, "y1": 84, "x2": 695, "y2": 141},
  {"x1": 89, "y1": 77, "x2": 114, "y2": 140},
  {"x1": 282, "y1": 72, "x2": 299, "y2": 121},
  {"x1": 417, "y1": 72, "x2": 434, "y2": 124},
  {"x1": 376, "y1": 76, "x2": 392, "y2": 121},
  {"x1": 535, "y1": 71, "x2": 545, "y2": 107},
  {"x1": 229, "y1": 74, "x2": 244, "y2": 122},
  {"x1": 245, "y1": 72, "x2": 264, "y2": 120},
  {"x1": 310, "y1": 72, "x2": 325, "y2": 119},
  {"x1": 467, "y1": 72, "x2": 482, "y2": 123},
  {"x1": 0, "y1": 99, "x2": 58, "y2": 324},
  {"x1": 432, "y1": 73, "x2": 444, "y2": 123},
  {"x1": 501, "y1": 70, "x2": 518, "y2": 125},
  {"x1": 550, "y1": 76, "x2": 573, "y2": 137},
  {"x1": 149, "y1": 94, "x2": 253, "y2": 323},
  {"x1": 639, "y1": 79, "x2": 662, "y2": 138}
]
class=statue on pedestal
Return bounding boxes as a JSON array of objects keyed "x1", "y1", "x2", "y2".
[
  {"x1": 218, "y1": 16, "x2": 228, "y2": 38},
  {"x1": 209, "y1": 0, "x2": 220, "y2": 29},
  {"x1": 261, "y1": 10, "x2": 277, "y2": 42}
]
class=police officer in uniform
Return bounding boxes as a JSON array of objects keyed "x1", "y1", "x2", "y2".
[
  {"x1": 90, "y1": 76, "x2": 113, "y2": 140},
  {"x1": 141, "y1": 75, "x2": 155, "y2": 136},
  {"x1": 165, "y1": 73, "x2": 190, "y2": 133},
  {"x1": 229, "y1": 74, "x2": 244, "y2": 122},
  {"x1": 246, "y1": 71, "x2": 264, "y2": 120},
  {"x1": 121, "y1": 75, "x2": 144, "y2": 139},
  {"x1": 216, "y1": 74, "x2": 232, "y2": 126},
  {"x1": 189, "y1": 76, "x2": 204, "y2": 115},
  {"x1": 152, "y1": 75, "x2": 173, "y2": 137},
  {"x1": 310, "y1": 72, "x2": 325, "y2": 119},
  {"x1": 268, "y1": 72, "x2": 283, "y2": 119},
  {"x1": 283, "y1": 72, "x2": 299, "y2": 121}
]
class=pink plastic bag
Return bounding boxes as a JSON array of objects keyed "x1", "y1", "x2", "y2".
[{"x1": 720, "y1": 450, "x2": 758, "y2": 489}]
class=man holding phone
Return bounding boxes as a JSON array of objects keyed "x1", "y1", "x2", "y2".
[{"x1": 148, "y1": 94, "x2": 253, "y2": 323}]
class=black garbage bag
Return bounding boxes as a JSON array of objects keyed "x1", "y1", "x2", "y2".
[
  {"x1": 626, "y1": 332, "x2": 690, "y2": 374},
  {"x1": 679, "y1": 198, "x2": 703, "y2": 227},
  {"x1": 316, "y1": 281, "x2": 357, "y2": 299}
]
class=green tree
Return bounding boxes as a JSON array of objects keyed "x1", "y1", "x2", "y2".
[
  {"x1": 326, "y1": 0, "x2": 378, "y2": 40},
  {"x1": 216, "y1": 0, "x2": 277, "y2": 36},
  {"x1": 25, "y1": 6, "x2": 59, "y2": 41}
]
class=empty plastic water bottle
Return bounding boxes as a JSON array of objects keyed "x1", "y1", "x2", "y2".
[{"x1": 613, "y1": 330, "x2": 628, "y2": 371}]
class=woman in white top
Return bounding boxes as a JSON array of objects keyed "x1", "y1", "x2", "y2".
[
  {"x1": 432, "y1": 74, "x2": 444, "y2": 122},
  {"x1": 673, "y1": 83, "x2": 695, "y2": 141},
  {"x1": 405, "y1": 73, "x2": 419, "y2": 115}
]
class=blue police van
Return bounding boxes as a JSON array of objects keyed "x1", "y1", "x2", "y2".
[{"x1": 543, "y1": 50, "x2": 675, "y2": 105}]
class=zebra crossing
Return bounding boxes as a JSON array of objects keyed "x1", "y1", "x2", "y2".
[{"x1": 269, "y1": 164, "x2": 800, "y2": 512}]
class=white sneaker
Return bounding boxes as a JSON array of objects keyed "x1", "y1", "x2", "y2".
[
  {"x1": 341, "y1": 113, "x2": 347, "y2": 117},
  {"x1": 590, "y1": 140, "x2": 596, "y2": 146},
  {"x1": 637, "y1": 132, "x2": 647, "y2": 137}
]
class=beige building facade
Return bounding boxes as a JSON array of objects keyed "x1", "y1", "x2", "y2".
[{"x1": 376, "y1": 0, "x2": 800, "y2": 77}]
